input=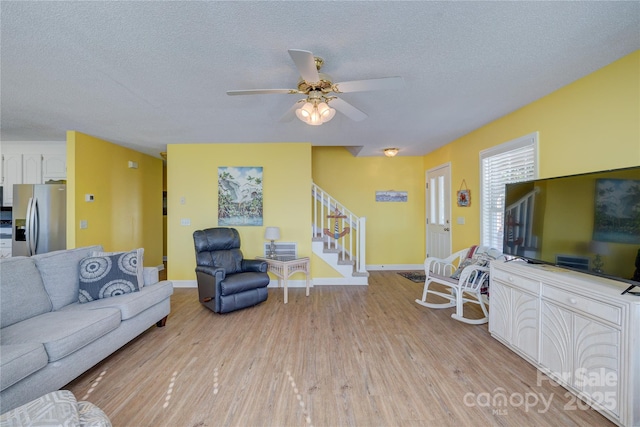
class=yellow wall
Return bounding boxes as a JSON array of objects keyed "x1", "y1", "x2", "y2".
[
  {"x1": 66, "y1": 131, "x2": 164, "y2": 265},
  {"x1": 167, "y1": 143, "x2": 312, "y2": 280},
  {"x1": 424, "y1": 50, "x2": 640, "y2": 253},
  {"x1": 312, "y1": 147, "x2": 426, "y2": 265}
]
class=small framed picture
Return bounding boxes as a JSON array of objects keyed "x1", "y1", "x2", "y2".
[{"x1": 457, "y1": 189, "x2": 470, "y2": 207}]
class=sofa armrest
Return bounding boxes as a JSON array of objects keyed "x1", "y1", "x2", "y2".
[{"x1": 143, "y1": 267, "x2": 159, "y2": 285}]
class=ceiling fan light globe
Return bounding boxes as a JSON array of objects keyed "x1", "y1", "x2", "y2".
[
  {"x1": 296, "y1": 102, "x2": 314, "y2": 121},
  {"x1": 295, "y1": 109, "x2": 308, "y2": 120},
  {"x1": 309, "y1": 108, "x2": 322, "y2": 125},
  {"x1": 322, "y1": 107, "x2": 336, "y2": 122}
]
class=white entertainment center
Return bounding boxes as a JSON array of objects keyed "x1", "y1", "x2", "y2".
[{"x1": 489, "y1": 260, "x2": 640, "y2": 427}]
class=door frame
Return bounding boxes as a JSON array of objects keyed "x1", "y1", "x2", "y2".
[{"x1": 425, "y1": 162, "x2": 452, "y2": 259}]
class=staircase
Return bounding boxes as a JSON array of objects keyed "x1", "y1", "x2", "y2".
[{"x1": 312, "y1": 183, "x2": 369, "y2": 285}]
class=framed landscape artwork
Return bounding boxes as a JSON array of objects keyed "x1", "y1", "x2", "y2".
[{"x1": 218, "y1": 166, "x2": 263, "y2": 226}]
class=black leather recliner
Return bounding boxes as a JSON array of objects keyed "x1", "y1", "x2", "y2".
[{"x1": 193, "y1": 227, "x2": 269, "y2": 313}]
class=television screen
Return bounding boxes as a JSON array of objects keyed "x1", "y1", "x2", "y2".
[{"x1": 503, "y1": 166, "x2": 640, "y2": 288}]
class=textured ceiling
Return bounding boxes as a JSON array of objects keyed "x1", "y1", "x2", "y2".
[{"x1": 1, "y1": 1, "x2": 639, "y2": 157}]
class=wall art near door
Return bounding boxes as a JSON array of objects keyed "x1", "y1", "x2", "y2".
[
  {"x1": 218, "y1": 167, "x2": 263, "y2": 226},
  {"x1": 593, "y1": 178, "x2": 640, "y2": 244},
  {"x1": 375, "y1": 190, "x2": 408, "y2": 202}
]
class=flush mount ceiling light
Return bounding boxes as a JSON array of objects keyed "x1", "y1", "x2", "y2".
[
  {"x1": 295, "y1": 91, "x2": 336, "y2": 126},
  {"x1": 384, "y1": 148, "x2": 399, "y2": 157}
]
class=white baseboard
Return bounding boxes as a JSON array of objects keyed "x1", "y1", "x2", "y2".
[
  {"x1": 267, "y1": 279, "x2": 313, "y2": 288},
  {"x1": 366, "y1": 264, "x2": 423, "y2": 271},
  {"x1": 171, "y1": 278, "x2": 368, "y2": 288},
  {"x1": 312, "y1": 277, "x2": 368, "y2": 285},
  {"x1": 172, "y1": 280, "x2": 197, "y2": 288}
]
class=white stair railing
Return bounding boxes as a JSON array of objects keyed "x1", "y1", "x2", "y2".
[{"x1": 312, "y1": 183, "x2": 367, "y2": 274}]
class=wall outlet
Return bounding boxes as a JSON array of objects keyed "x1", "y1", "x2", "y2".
[{"x1": 79, "y1": 220, "x2": 88, "y2": 229}]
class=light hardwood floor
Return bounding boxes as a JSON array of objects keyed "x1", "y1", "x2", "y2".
[{"x1": 66, "y1": 272, "x2": 613, "y2": 426}]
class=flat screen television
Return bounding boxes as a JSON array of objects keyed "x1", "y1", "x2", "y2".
[{"x1": 502, "y1": 165, "x2": 640, "y2": 294}]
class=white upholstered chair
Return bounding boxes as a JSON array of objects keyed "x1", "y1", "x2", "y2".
[{"x1": 414, "y1": 246, "x2": 503, "y2": 325}]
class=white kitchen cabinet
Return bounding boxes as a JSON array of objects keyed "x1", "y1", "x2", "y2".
[
  {"x1": 0, "y1": 239, "x2": 11, "y2": 258},
  {"x1": 22, "y1": 153, "x2": 43, "y2": 184},
  {"x1": 1, "y1": 142, "x2": 66, "y2": 206},
  {"x1": 490, "y1": 261, "x2": 639, "y2": 427},
  {"x1": 42, "y1": 154, "x2": 66, "y2": 181},
  {"x1": 1, "y1": 153, "x2": 23, "y2": 206}
]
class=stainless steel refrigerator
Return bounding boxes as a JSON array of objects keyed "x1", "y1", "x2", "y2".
[{"x1": 12, "y1": 184, "x2": 66, "y2": 256}]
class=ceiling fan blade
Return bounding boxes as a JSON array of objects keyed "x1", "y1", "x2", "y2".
[
  {"x1": 333, "y1": 76, "x2": 405, "y2": 93},
  {"x1": 329, "y1": 97, "x2": 368, "y2": 122},
  {"x1": 227, "y1": 89, "x2": 297, "y2": 96},
  {"x1": 288, "y1": 49, "x2": 320, "y2": 83}
]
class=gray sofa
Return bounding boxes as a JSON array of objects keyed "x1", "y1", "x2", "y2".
[{"x1": 0, "y1": 245, "x2": 173, "y2": 413}]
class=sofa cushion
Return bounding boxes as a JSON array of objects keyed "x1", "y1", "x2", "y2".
[
  {"x1": 78, "y1": 253, "x2": 141, "y2": 303},
  {"x1": 61, "y1": 280, "x2": 173, "y2": 321},
  {"x1": 0, "y1": 308, "x2": 121, "y2": 362},
  {"x1": 91, "y1": 248, "x2": 144, "y2": 288},
  {"x1": 0, "y1": 343, "x2": 48, "y2": 392},
  {"x1": 0, "y1": 257, "x2": 52, "y2": 329},
  {"x1": 33, "y1": 245, "x2": 103, "y2": 310}
]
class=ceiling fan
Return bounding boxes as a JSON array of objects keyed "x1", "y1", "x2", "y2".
[{"x1": 227, "y1": 49, "x2": 404, "y2": 125}]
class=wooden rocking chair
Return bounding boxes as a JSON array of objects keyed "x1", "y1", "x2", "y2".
[{"x1": 415, "y1": 246, "x2": 502, "y2": 325}]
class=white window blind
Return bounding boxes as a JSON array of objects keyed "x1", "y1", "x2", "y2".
[{"x1": 480, "y1": 133, "x2": 538, "y2": 251}]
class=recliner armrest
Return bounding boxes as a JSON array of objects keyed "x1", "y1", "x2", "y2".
[
  {"x1": 196, "y1": 265, "x2": 226, "y2": 279},
  {"x1": 241, "y1": 259, "x2": 268, "y2": 273}
]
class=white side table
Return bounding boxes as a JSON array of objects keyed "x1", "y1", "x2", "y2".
[{"x1": 257, "y1": 256, "x2": 310, "y2": 304}]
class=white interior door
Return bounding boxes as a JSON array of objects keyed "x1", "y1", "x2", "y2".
[{"x1": 426, "y1": 164, "x2": 451, "y2": 259}]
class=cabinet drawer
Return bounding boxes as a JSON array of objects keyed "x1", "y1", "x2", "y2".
[
  {"x1": 491, "y1": 267, "x2": 540, "y2": 294},
  {"x1": 542, "y1": 285, "x2": 621, "y2": 326}
]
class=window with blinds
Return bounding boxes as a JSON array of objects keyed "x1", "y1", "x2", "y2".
[{"x1": 480, "y1": 133, "x2": 538, "y2": 251}]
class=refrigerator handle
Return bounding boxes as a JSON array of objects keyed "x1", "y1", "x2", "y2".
[
  {"x1": 25, "y1": 197, "x2": 34, "y2": 255},
  {"x1": 31, "y1": 197, "x2": 39, "y2": 255}
]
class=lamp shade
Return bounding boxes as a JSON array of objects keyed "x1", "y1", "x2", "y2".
[{"x1": 264, "y1": 227, "x2": 281, "y2": 241}]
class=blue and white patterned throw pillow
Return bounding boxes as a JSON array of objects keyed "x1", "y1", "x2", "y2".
[{"x1": 78, "y1": 252, "x2": 141, "y2": 303}]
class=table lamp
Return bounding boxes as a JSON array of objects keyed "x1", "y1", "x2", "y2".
[{"x1": 264, "y1": 227, "x2": 280, "y2": 259}]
